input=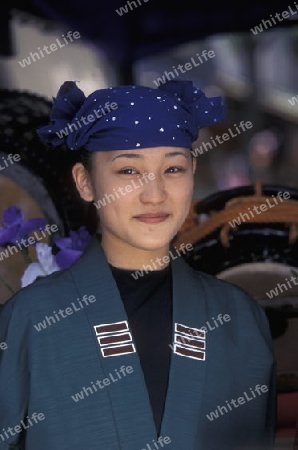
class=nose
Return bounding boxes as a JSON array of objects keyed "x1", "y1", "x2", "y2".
[{"x1": 139, "y1": 173, "x2": 167, "y2": 204}]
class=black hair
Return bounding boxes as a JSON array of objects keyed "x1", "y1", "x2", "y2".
[{"x1": 74, "y1": 147, "x2": 94, "y2": 173}]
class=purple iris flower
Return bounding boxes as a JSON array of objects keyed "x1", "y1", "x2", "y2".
[
  {"x1": 0, "y1": 206, "x2": 46, "y2": 247},
  {"x1": 54, "y1": 226, "x2": 91, "y2": 269}
]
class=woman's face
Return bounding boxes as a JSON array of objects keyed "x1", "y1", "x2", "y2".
[{"x1": 74, "y1": 146, "x2": 196, "y2": 253}]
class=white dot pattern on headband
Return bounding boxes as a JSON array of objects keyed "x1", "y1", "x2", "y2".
[{"x1": 40, "y1": 82, "x2": 224, "y2": 151}]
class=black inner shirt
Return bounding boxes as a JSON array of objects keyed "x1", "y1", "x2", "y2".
[{"x1": 109, "y1": 263, "x2": 173, "y2": 436}]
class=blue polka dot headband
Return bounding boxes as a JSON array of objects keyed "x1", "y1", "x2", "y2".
[{"x1": 36, "y1": 80, "x2": 225, "y2": 151}]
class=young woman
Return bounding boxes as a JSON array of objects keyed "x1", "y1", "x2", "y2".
[{"x1": 0, "y1": 80, "x2": 276, "y2": 450}]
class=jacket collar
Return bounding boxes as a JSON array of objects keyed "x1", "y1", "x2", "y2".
[{"x1": 70, "y1": 236, "x2": 208, "y2": 448}]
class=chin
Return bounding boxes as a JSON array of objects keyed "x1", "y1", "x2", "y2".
[
  {"x1": 130, "y1": 236, "x2": 171, "y2": 252},
  {"x1": 130, "y1": 225, "x2": 182, "y2": 251}
]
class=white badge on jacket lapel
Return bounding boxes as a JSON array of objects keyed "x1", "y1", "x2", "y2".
[
  {"x1": 94, "y1": 320, "x2": 136, "y2": 357},
  {"x1": 173, "y1": 323, "x2": 206, "y2": 361}
]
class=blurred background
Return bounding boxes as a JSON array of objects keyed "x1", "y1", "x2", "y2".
[{"x1": 0, "y1": 1, "x2": 298, "y2": 448}]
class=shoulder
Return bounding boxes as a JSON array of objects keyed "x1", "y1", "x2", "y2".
[
  {"x1": 186, "y1": 264, "x2": 272, "y2": 341},
  {"x1": 190, "y1": 264, "x2": 260, "y2": 306},
  {"x1": 187, "y1": 263, "x2": 251, "y2": 297}
]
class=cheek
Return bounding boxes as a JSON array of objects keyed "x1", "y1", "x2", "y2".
[
  {"x1": 92, "y1": 173, "x2": 115, "y2": 201},
  {"x1": 170, "y1": 178, "x2": 194, "y2": 222},
  {"x1": 95, "y1": 189, "x2": 135, "y2": 227},
  {"x1": 170, "y1": 177, "x2": 194, "y2": 202}
]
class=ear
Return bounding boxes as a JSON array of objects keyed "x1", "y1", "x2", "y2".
[{"x1": 72, "y1": 163, "x2": 94, "y2": 202}]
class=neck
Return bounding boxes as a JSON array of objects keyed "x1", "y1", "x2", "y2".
[{"x1": 99, "y1": 233, "x2": 170, "y2": 271}]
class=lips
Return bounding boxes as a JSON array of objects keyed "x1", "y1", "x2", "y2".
[{"x1": 134, "y1": 213, "x2": 170, "y2": 223}]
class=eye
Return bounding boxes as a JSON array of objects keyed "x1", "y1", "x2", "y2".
[
  {"x1": 118, "y1": 168, "x2": 139, "y2": 175},
  {"x1": 166, "y1": 166, "x2": 186, "y2": 173}
]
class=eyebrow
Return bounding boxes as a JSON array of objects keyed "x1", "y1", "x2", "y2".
[{"x1": 112, "y1": 151, "x2": 188, "y2": 161}]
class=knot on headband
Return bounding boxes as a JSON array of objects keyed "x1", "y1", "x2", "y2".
[
  {"x1": 37, "y1": 80, "x2": 225, "y2": 151},
  {"x1": 158, "y1": 80, "x2": 225, "y2": 128},
  {"x1": 37, "y1": 81, "x2": 88, "y2": 149}
]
